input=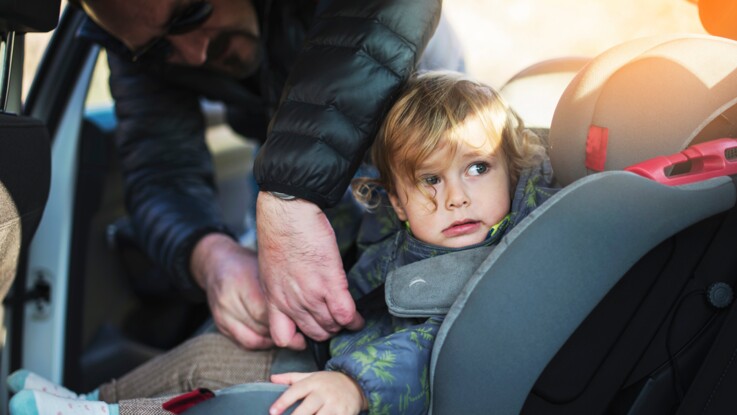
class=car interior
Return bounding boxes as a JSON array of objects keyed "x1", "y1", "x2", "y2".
[
  {"x1": 2, "y1": 1, "x2": 737, "y2": 415},
  {"x1": 0, "y1": 0, "x2": 55, "y2": 411},
  {"x1": 178, "y1": 33, "x2": 737, "y2": 415},
  {"x1": 1, "y1": 0, "x2": 256, "y2": 403}
]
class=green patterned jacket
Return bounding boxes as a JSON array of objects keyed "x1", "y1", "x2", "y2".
[{"x1": 325, "y1": 158, "x2": 558, "y2": 415}]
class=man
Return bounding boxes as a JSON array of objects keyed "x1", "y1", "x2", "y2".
[{"x1": 75, "y1": 0, "x2": 463, "y2": 350}]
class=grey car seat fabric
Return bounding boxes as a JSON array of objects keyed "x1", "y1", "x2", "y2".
[
  {"x1": 385, "y1": 246, "x2": 494, "y2": 318},
  {"x1": 428, "y1": 173, "x2": 735, "y2": 414},
  {"x1": 387, "y1": 174, "x2": 734, "y2": 320},
  {"x1": 180, "y1": 383, "x2": 296, "y2": 415}
]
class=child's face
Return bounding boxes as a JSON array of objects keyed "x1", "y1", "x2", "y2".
[{"x1": 389, "y1": 116, "x2": 511, "y2": 248}]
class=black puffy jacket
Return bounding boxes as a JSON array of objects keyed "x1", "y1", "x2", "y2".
[{"x1": 82, "y1": 0, "x2": 441, "y2": 298}]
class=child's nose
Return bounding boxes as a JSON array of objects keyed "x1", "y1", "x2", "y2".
[{"x1": 446, "y1": 186, "x2": 470, "y2": 209}]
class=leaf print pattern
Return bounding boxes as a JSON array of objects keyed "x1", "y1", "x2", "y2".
[
  {"x1": 525, "y1": 174, "x2": 540, "y2": 208},
  {"x1": 327, "y1": 318, "x2": 439, "y2": 415},
  {"x1": 354, "y1": 347, "x2": 397, "y2": 382},
  {"x1": 324, "y1": 158, "x2": 559, "y2": 414},
  {"x1": 409, "y1": 325, "x2": 437, "y2": 349},
  {"x1": 369, "y1": 393, "x2": 392, "y2": 415}
]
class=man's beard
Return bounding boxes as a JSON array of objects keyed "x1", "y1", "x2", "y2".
[{"x1": 205, "y1": 30, "x2": 263, "y2": 79}]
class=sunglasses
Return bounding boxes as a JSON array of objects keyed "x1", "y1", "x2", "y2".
[{"x1": 130, "y1": 0, "x2": 214, "y2": 62}]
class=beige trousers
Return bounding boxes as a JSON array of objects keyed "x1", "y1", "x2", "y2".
[{"x1": 97, "y1": 332, "x2": 275, "y2": 415}]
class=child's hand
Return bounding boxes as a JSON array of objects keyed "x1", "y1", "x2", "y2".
[{"x1": 269, "y1": 371, "x2": 368, "y2": 415}]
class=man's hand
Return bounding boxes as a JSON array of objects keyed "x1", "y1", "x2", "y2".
[
  {"x1": 269, "y1": 371, "x2": 368, "y2": 415},
  {"x1": 191, "y1": 233, "x2": 273, "y2": 349},
  {"x1": 257, "y1": 192, "x2": 364, "y2": 349}
]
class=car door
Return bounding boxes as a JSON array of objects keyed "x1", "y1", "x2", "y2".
[
  {"x1": 4, "y1": 1, "x2": 258, "y2": 401},
  {"x1": 0, "y1": 0, "x2": 60, "y2": 413}
]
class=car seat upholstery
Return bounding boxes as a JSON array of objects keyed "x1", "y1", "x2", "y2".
[
  {"x1": 550, "y1": 34, "x2": 737, "y2": 186},
  {"x1": 499, "y1": 57, "x2": 590, "y2": 131},
  {"x1": 427, "y1": 170, "x2": 734, "y2": 415},
  {"x1": 427, "y1": 34, "x2": 737, "y2": 414},
  {"x1": 178, "y1": 35, "x2": 737, "y2": 415},
  {"x1": 0, "y1": 115, "x2": 51, "y2": 304}
]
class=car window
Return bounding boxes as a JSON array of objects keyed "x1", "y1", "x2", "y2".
[
  {"x1": 22, "y1": 1, "x2": 113, "y2": 109},
  {"x1": 24, "y1": 43, "x2": 114, "y2": 110},
  {"x1": 23, "y1": 31, "x2": 54, "y2": 102},
  {"x1": 85, "y1": 51, "x2": 113, "y2": 108}
]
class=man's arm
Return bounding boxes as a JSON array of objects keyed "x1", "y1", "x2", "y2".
[
  {"x1": 256, "y1": 193, "x2": 363, "y2": 348},
  {"x1": 254, "y1": 0, "x2": 442, "y2": 345},
  {"x1": 190, "y1": 234, "x2": 272, "y2": 349},
  {"x1": 108, "y1": 52, "x2": 218, "y2": 296},
  {"x1": 255, "y1": 0, "x2": 441, "y2": 206},
  {"x1": 107, "y1": 53, "x2": 271, "y2": 349}
]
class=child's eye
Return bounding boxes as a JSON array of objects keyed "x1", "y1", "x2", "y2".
[
  {"x1": 468, "y1": 163, "x2": 489, "y2": 176},
  {"x1": 421, "y1": 175, "x2": 440, "y2": 186}
]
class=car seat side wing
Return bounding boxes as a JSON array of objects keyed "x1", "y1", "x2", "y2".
[
  {"x1": 177, "y1": 383, "x2": 295, "y2": 415},
  {"x1": 429, "y1": 172, "x2": 736, "y2": 415}
]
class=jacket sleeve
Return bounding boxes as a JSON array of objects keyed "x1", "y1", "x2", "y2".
[
  {"x1": 254, "y1": 0, "x2": 442, "y2": 209},
  {"x1": 326, "y1": 317, "x2": 442, "y2": 415},
  {"x1": 107, "y1": 53, "x2": 233, "y2": 300}
]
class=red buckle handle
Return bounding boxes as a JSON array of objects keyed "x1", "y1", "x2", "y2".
[
  {"x1": 162, "y1": 388, "x2": 215, "y2": 414},
  {"x1": 625, "y1": 138, "x2": 737, "y2": 186}
]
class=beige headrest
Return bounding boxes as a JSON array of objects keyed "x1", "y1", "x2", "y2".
[
  {"x1": 549, "y1": 34, "x2": 737, "y2": 186},
  {"x1": 500, "y1": 57, "x2": 590, "y2": 129}
]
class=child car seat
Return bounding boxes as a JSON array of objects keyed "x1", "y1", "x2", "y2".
[
  {"x1": 177, "y1": 35, "x2": 737, "y2": 415},
  {"x1": 499, "y1": 56, "x2": 590, "y2": 130},
  {"x1": 427, "y1": 34, "x2": 737, "y2": 414}
]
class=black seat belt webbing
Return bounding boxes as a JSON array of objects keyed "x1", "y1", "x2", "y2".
[{"x1": 305, "y1": 284, "x2": 386, "y2": 370}]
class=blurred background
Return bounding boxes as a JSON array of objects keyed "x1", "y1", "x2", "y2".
[
  {"x1": 445, "y1": 0, "x2": 705, "y2": 87},
  {"x1": 22, "y1": 0, "x2": 707, "y2": 107}
]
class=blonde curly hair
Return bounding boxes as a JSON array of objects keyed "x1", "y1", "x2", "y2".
[{"x1": 353, "y1": 71, "x2": 546, "y2": 210}]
